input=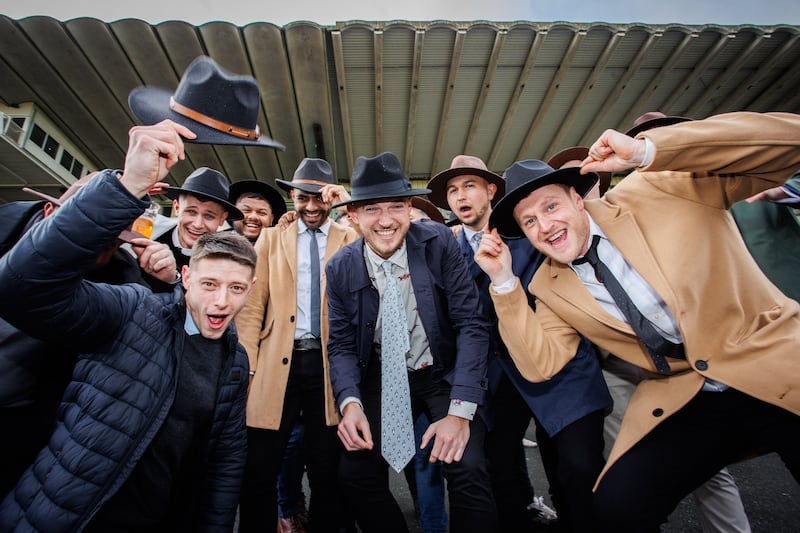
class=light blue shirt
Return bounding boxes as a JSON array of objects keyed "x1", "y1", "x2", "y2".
[{"x1": 295, "y1": 219, "x2": 330, "y2": 339}]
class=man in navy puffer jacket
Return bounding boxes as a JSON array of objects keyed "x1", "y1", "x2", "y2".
[{"x1": 0, "y1": 121, "x2": 256, "y2": 532}]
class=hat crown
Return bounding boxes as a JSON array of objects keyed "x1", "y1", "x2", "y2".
[
  {"x1": 180, "y1": 167, "x2": 231, "y2": 200},
  {"x1": 292, "y1": 158, "x2": 335, "y2": 184},
  {"x1": 632, "y1": 111, "x2": 668, "y2": 128},
  {"x1": 173, "y1": 57, "x2": 260, "y2": 130},
  {"x1": 502, "y1": 160, "x2": 558, "y2": 192},
  {"x1": 448, "y1": 154, "x2": 490, "y2": 172},
  {"x1": 351, "y1": 152, "x2": 410, "y2": 192}
]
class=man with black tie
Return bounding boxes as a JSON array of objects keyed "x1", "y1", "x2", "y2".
[
  {"x1": 235, "y1": 158, "x2": 358, "y2": 533},
  {"x1": 326, "y1": 152, "x2": 497, "y2": 533},
  {"x1": 474, "y1": 112, "x2": 800, "y2": 531},
  {"x1": 427, "y1": 155, "x2": 610, "y2": 532}
]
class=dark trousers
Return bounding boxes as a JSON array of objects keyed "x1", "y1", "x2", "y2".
[
  {"x1": 339, "y1": 362, "x2": 498, "y2": 533},
  {"x1": 486, "y1": 373, "x2": 606, "y2": 532},
  {"x1": 238, "y1": 348, "x2": 346, "y2": 533},
  {"x1": 593, "y1": 388, "x2": 800, "y2": 532}
]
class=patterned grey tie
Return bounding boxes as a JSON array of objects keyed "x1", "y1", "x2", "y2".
[
  {"x1": 308, "y1": 229, "x2": 321, "y2": 338},
  {"x1": 380, "y1": 260, "x2": 415, "y2": 472},
  {"x1": 470, "y1": 230, "x2": 484, "y2": 255}
]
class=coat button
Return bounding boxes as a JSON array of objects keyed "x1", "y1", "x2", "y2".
[
  {"x1": 282, "y1": 357, "x2": 289, "y2": 365},
  {"x1": 290, "y1": 316, "x2": 295, "y2": 322},
  {"x1": 695, "y1": 360, "x2": 708, "y2": 371},
  {"x1": 366, "y1": 322, "x2": 375, "y2": 330},
  {"x1": 652, "y1": 408, "x2": 664, "y2": 417},
  {"x1": 358, "y1": 360, "x2": 367, "y2": 368}
]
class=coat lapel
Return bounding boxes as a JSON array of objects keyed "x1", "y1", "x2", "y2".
[{"x1": 281, "y1": 221, "x2": 299, "y2": 284}]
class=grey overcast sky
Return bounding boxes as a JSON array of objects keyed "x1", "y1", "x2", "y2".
[{"x1": 3, "y1": 0, "x2": 800, "y2": 26}]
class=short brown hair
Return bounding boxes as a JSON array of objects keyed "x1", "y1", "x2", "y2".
[{"x1": 190, "y1": 231, "x2": 257, "y2": 271}]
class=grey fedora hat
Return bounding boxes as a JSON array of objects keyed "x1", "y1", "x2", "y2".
[
  {"x1": 129, "y1": 56, "x2": 285, "y2": 150},
  {"x1": 333, "y1": 152, "x2": 430, "y2": 208},
  {"x1": 489, "y1": 160, "x2": 597, "y2": 239},
  {"x1": 275, "y1": 158, "x2": 336, "y2": 195},
  {"x1": 165, "y1": 167, "x2": 243, "y2": 220}
]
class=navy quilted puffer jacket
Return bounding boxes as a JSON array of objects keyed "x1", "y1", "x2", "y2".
[{"x1": 0, "y1": 172, "x2": 249, "y2": 532}]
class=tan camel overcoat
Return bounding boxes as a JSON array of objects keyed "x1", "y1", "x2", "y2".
[
  {"x1": 489, "y1": 111, "x2": 800, "y2": 486},
  {"x1": 235, "y1": 220, "x2": 358, "y2": 429}
]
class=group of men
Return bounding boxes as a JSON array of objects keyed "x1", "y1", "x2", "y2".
[{"x1": 0, "y1": 53, "x2": 798, "y2": 533}]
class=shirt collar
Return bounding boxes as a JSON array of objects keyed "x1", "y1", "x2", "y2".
[
  {"x1": 184, "y1": 310, "x2": 201, "y2": 336},
  {"x1": 365, "y1": 239, "x2": 408, "y2": 272},
  {"x1": 297, "y1": 218, "x2": 331, "y2": 237}
]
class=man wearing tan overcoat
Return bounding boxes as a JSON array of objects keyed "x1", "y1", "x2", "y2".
[
  {"x1": 474, "y1": 111, "x2": 800, "y2": 532},
  {"x1": 235, "y1": 158, "x2": 358, "y2": 533}
]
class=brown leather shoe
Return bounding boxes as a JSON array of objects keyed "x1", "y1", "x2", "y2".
[{"x1": 278, "y1": 515, "x2": 308, "y2": 533}]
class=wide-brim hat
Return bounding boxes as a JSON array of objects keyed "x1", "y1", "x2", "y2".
[
  {"x1": 625, "y1": 111, "x2": 692, "y2": 138},
  {"x1": 333, "y1": 152, "x2": 430, "y2": 208},
  {"x1": 411, "y1": 197, "x2": 446, "y2": 224},
  {"x1": 165, "y1": 167, "x2": 243, "y2": 220},
  {"x1": 426, "y1": 155, "x2": 505, "y2": 210},
  {"x1": 547, "y1": 146, "x2": 612, "y2": 196},
  {"x1": 489, "y1": 160, "x2": 598, "y2": 239},
  {"x1": 129, "y1": 56, "x2": 285, "y2": 150},
  {"x1": 229, "y1": 180, "x2": 287, "y2": 225},
  {"x1": 275, "y1": 158, "x2": 336, "y2": 195}
]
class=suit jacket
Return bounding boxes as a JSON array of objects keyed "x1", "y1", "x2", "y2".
[
  {"x1": 326, "y1": 220, "x2": 492, "y2": 411},
  {"x1": 457, "y1": 230, "x2": 610, "y2": 437},
  {"x1": 235, "y1": 219, "x2": 359, "y2": 430},
  {"x1": 490, "y1": 111, "x2": 800, "y2": 483}
]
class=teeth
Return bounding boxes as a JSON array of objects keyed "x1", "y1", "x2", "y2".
[{"x1": 547, "y1": 230, "x2": 565, "y2": 243}]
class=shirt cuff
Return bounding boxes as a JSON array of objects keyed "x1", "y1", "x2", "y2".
[
  {"x1": 340, "y1": 396, "x2": 363, "y2": 415},
  {"x1": 492, "y1": 276, "x2": 518, "y2": 294},
  {"x1": 448, "y1": 399, "x2": 477, "y2": 421},
  {"x1": 638, "y1": 137, "x2": 655, "y2": 168}
]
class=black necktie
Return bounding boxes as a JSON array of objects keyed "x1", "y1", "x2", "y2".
[{"x1": 574, "y1": 235, "x2": 683, "y2": 375}]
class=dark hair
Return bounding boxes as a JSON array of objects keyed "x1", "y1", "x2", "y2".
[
  {"x1": 190, "y1": 231, "x2": 257, "y2": 271},
  {"x1": 236, "y1": 191, "x2": 269, "y2": 204}
]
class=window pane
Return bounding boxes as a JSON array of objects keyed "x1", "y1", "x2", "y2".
[
  {"x1": 30, "y1": 123, "x2": 46, "y2": 147},
  {"x1": 60, "y1": 150, "x2": 74, "y2": 170},
  {"x1": 71, "y1": 161, "x2": 83, "y2": 178},
  {"x1": 44, "y1": 136, "x2": 58, "y2": 158}
]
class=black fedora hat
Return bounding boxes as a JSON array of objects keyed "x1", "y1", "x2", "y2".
[
  {"x1": 165, "y1": 167, "x2": 243, "y2": 220},
  {"x1": 625, "y1": 111, "x2": 692, "y2": 138},
  {"x1": 275, "y1": 158, "x2": 336, "y2": 195},
  {"x1": 489, "y1": 160, "x2": 598, "y2": 239},
  {"x1": 229, "y1": 180, "x2": 287, "y2": 225},
  {"x1": 333, "y1": 152, "x2": 430, "y2": 208},
  {"x1": 547, "y1": 146, "x2": 612, "y2": 196},
  {"x1": 427, "y1": 154, "x2": 505, "y2": 210},
  {"x1": 128, "y1": 56, "x2": 285, "y2": 150}
]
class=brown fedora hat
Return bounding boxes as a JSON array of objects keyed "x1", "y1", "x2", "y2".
[
  {"x1": 129, "y1": 56, "x2": 284, "y2": 150},
  {"x1": 625, "y1": 111, "x2": 692, "y2": 138},
  {"x1": 426, "y1": 155, "x2": 504, "y2": 210},
  {"x1": 411, "y1": 197, "x2": 446, "y2": 224},
  {"x1": 546, "y1": 146, "x2": 612, "y2": 196}
]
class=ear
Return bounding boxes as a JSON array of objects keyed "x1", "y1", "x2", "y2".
[
  {"x1": 487, "y1": 182, "x2": 498, "y2": 201},
  {"x1": 42, "y1": 202, "x2": 56, "y2": 219},
  {"x1": 570, "y1": 187, "x2": 585, "y2": 211},
  {"x1": 172, "y1": 199, "x2": 181, "y2": 214},
  {"x1": 347, "y1": 205, "x2": 359, "y2": 225},
  {"x1": 181, "y1": 264, "x2": 190, "y2": 290}
]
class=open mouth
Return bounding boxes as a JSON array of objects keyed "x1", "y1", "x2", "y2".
[
  {"x1": 207, "y1": 314, "x2": 228, "y2": 329},
  {"x1": 546, "y1": 229, "x2": 567, "y2": 246}
]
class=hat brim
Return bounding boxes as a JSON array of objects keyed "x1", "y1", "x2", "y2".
[
  {"x1": 332, "y1": 187, "x2": 432, "y2": 209},
  {"x1": 489, "y1": 168, "x2": 598, "y2": 239},
  {"x1": 411, "y1": 197, "x2": 446, "y2": 224},
  {"x1": 426, "y1": 167, "x2": 505, "y2": 210},
  {"x1": 165, "y1": 186, "x2": 244, "y2": 220},
  {"x1": 129, "y1": 87, "x2": 286, "y2": 150},
  {"x1": 229, "y1": 181, "x2": 287, "y2": 224},
  {"x1": 547, "y1": 147, "x2": 612, "y2": 195},
  {"x1": 625, "y1": 116, "x2": 692, "y2": 138},
  {"x1": 274, "y1": 179, "x2": 330, "y2": 195}
]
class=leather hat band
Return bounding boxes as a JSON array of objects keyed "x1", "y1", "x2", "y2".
[{"x1": 170, "y1": 97, "x2": 261, "y2": 140}]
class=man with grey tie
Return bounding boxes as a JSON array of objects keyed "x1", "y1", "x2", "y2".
[
  {"x1": 474, "y1": 111, "x2": 800, "y2": 531},
  {"x1": 326, "y1": 152, "x2": 497, "y2": 533},
  {"x1": 235, "y1": 158, "x2": 358, "y2": 532}
]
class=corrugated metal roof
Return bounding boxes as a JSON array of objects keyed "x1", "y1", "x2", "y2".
[{"x1": 1, "y1": 16, "x2": 799, "y2": 203}]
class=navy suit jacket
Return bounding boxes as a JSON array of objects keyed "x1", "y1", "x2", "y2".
[
  {"x1": 326, "y1": 220, "x2": 492, "y2": 410},
  {"x1": 457, "y1": 230, "x2": 611, "y2": 437}
]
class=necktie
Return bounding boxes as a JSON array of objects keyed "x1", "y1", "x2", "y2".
[
  {"x1": 380, "y1": 260, "x2": 415, "y2": 472},
  {"x1": 470, "y1": 230, "x2": 484, "y2": 255},
  {"x1": 574, "y1": 235, "x2": 683, "y2": 375},
  {"x1": 308, "y1": 229, "x2": 321, "y2": 338}
]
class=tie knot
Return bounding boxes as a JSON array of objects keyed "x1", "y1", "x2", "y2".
[
  {"x1": 574, "y1": 235, "x2": 601, "y2": 266},
  {"x1": 382, "y1": 260, "x2": 393, "y2": 276},
  {"x1": 470, "y1": 231, "x2": 484, "y2": 253}
]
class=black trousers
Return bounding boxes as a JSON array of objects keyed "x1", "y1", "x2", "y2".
[
  {"x1": 486, "y1": 372, "x2": 606, "y2": 532},
  {"x1": 338, "y1": 362, "x2": 498, "y2": 533},
  {"x1": 593, "y1": 388, "x2": 800, "y2": 532},
  {"x1": 238, "y1": 348, "x2": 346, "y2": 533}
]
